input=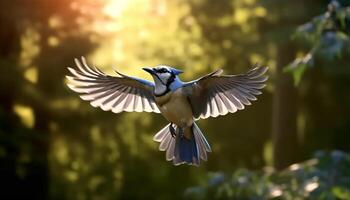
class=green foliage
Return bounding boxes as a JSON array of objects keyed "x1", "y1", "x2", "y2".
[
  {"x1": 185, "y1": 150, "x2": 350, "y2": 200},
  {"x1": 1, "y1": 0, "x2": 350, "y2": 199},
  {"x1": 287, "y1": 0, "x2": 350, "y2": 85}
]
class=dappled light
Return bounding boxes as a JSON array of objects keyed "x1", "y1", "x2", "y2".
[
  {"x1": 13, "y1": 104, "x2": 35, "y2": 128},
  {"x1": 1, "y1": 0, "x2": 350, "y2": 199}
]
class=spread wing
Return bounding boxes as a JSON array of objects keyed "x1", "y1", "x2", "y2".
[
  {"x1": 66, "y1": 57, "x2": 160, "y2": 113},
  {"x1": 183, "y1": 66, "x2": 268, "y2": 119}
]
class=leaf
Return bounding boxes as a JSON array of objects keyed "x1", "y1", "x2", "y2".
[
  {"x1": 332, "y1": 187, "x2": 350, "y2": 200},
  {"x1": 284, "y1": 53, "x2": 314, "y2": 86}
]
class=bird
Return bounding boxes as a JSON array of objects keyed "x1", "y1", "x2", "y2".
[{"x1": 66, "y1": 57, "x2": 268, "y2": 166}]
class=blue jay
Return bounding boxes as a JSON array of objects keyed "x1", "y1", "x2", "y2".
[{"x1": 66, "y1": 57, "x2": 268, "y2": 166}]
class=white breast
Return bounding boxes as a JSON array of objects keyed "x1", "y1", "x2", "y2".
[{"x1": 157, "y1": 88, "x2": 193, "y2": 127}]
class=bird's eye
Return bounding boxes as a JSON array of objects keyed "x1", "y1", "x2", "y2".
[{"x1": 159, "y1": 68, "x2": 168, "y2": 73}]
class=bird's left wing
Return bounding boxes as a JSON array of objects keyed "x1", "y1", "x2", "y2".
[
  {"x1": 183, "y1": 66, "x2": 268, "y2": 119},
  {"x1": 66, "y1": 57, "x2": 160, "y2": 113}
]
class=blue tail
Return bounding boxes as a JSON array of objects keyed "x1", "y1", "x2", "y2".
[
  {"x1": 174, "y1": 132, "x2": 199, "y2": 166},
  {"x1": 153, "y1": 123, "x2": 211, "y2": 166}
]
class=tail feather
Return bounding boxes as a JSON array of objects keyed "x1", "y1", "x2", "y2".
[
  {"x1": 192, "y1": 123, "x2": 211, "y2": 161},
  {"x1": 153, "y1": 122, "x2": 211, "y2": 166},
  {"x1": 153, "y1": 124, "x2": 171, "y2": 142},
  {"x1": 174, "y1": 134, "x2": 199, "y2": 166},
  {"x1": 166, "y1": 138, "x2": 176, "y2": 161},
  {"x1": 153, "y1": 123, "x2": 177, "y2": 161}
]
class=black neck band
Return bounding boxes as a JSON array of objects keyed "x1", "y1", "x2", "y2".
[{"x1": 154, "y1": 73, "x2": 176, "y2": 97}]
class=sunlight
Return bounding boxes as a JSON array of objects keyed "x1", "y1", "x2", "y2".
[
  {"x1": 48, "y1": 36, "x2": 60, "y2": 47},
  {"x1": 305, "y1": 180, "x2": 319, "y2": 192},
  {"x1": 20, "y1": 28, "x2": 40, "y2": 68},
  {"x1": 91, "y1": 0, "x2": 220, "y2": 82},
  {"x1": 234, "y1": 8, "x2": 250, "y2": 24},
  {"x1": 289, "y1": 163, "x2": 301, "y2": 171},
  {"x1": 65, "y1": 170, "x2": 79, "y2": 182},
  {"x1": 103, "y1": 0, "x2": 130, "y2": 18},
  {"x1": 91, "y1": 0, "x2": 175, "y2": 80},
  {"x1": 270, "y1": 186, "x2": 283, "y2": 198},
  {"x1": 263, "y1": 141, "x2": 273, "y2": 166},
  {"x1": 13, "y1": 104, "x2": 35, "y2": 128},
  {"x1": 54, "y1": 139, "x2": 69, "y2": 165},
  {"x1": 24, "y1": 67, "x2": 38, "y2": 84}
]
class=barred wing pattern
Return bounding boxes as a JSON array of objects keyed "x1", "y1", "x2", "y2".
[
  {"x1": 184, "y1": 66, "x2": 268, "y2": 119},
  {"x1": 66, "y1": 57, "x2": 160, "y2": 113}
]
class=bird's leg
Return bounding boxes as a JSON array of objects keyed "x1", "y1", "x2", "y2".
[
  {"x1": 169, "y1": 123, "x2": 176, "y2": 138},
  {"x1": 179, "y1": 127, "x2": 184, "y2": 139}
]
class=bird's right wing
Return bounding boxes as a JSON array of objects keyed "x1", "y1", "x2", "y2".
[
  {"x1": 66, "y1": 57, "x2": 160, "y2": 113},
  {"x1": 183, "y1": 66, "x2": 268, "y2": 119}
]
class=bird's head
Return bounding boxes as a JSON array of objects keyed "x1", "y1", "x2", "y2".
[{"x1": 143, "y1": 65, "x2": 183, "y2": 86}]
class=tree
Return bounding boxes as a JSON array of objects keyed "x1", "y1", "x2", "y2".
[
  {"x1": 0, "y1": 1, "x2": 102, "y2": 198},
  {"x1": 258, "y1": 0, "x2": 328, "y2": 169}
]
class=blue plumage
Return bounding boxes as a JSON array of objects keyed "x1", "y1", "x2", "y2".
[
  {"x1": 175, "y1": 134, "x2": 199, "y2": 165},
  {"x1": 67, "y1": 57, "x2": 267, "y2": 166}
]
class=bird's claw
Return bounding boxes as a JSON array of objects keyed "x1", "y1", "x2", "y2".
[{"x1": 169, "y1": 123, "x2": 176, "y2": 138}]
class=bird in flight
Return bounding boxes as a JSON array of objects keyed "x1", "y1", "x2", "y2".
[{"x1": 66, "y1": 57, "x2": 268, "y2": 166}]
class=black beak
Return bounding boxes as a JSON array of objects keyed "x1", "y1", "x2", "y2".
[{"x1": 142, "y1": 67, "x2": 155, "y2": 75}]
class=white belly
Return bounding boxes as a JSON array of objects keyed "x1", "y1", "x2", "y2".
[{"x1": 156, "y1": 88, "x2": 194, "y2": 127}]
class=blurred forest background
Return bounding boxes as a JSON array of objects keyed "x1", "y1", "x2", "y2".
[{"x1": 1, "y1": 0, "x2": 350, "y2": 199}]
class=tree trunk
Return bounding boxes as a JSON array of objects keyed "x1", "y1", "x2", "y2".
[
  {"x1": 0, "y1": 15, "x2": 26, "y2": 199},
  {"x1": 29, "y1": 26, "x2": 55, "y2": 200},
  {"x1": 272, "y1": 42, "x2": 299, "y2": 170}
]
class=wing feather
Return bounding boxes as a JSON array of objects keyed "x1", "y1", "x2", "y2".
[
  {"x1": 66, "y1": 57, "x2": 160, "y2": 113},
  {"x1": 184, "y1": 66, "x2": 268, "y2": 119}
]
